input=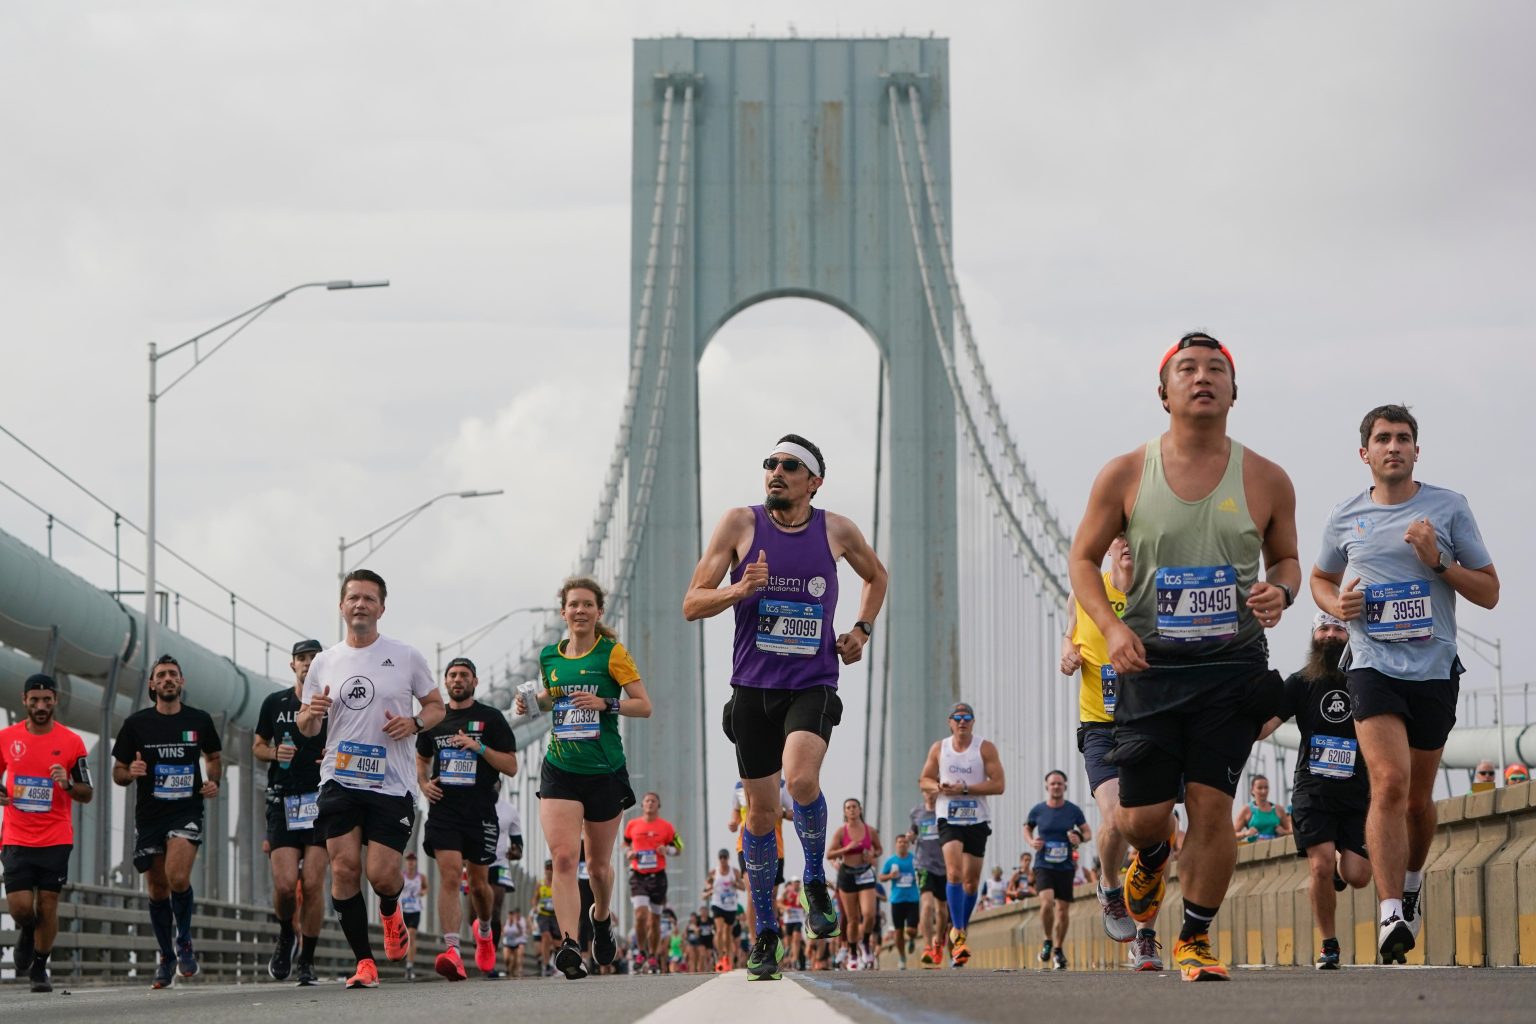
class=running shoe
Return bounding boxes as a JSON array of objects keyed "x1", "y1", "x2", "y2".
[
  {"x1": 435, "y1": 945, "x2": 468, "y2": 981},
  {"x1": 1052, "y1": 947, "x2": 1067, "y2": 971},
  {"x1": 1098, "y1": 884, "x2": 1137, "y2": 942},
  {"x1": 294, "y1": 960, "x2": 319, "y2": 986},
  {"x1": 553, "y1": 937, "x2": 589, "y2": 980},
  {"x1": 1333, "y1": 869, "x2": 1347, "y2": 893},
  {"x1": 1130, "y1": 930, "x2": 1163, "y2": 972},
  {"x1": 1172, "y1": 933, "x2": 1228, "y2": 982},
  {"x1": 1037, "y1": 939, "x2": 1053, "y2": 964},
  {"x1": 473, "y1": 920, "x2": 497, "y2": 974},
  {"x1": 1316, "y1": 942, "x2": 1341, "y2": 970},
  {"x1": 347, "y1": 958, "x2": 380, "y2": 989},
  {"x1": 29, "y1": 962, "x2": 52, "y2": 993},
  {"x1": 380, "y1": 906, "x2": 408, "y2": 961},
  {"x1": 590, "y1": 907, "x2": 617, "y2": 966},
  {"x1": 175, "y1": 938, "x2": 200, "y2": 979},
  {"x1": 1378, "y1": 914, "x2": 1413, "y2": 965},
  {"x1": 404, "y1": 964, "x2": 417, "y2": 982},
  {"x1": 801, "y1": 880, "x2": 841, "y2": 939},
  {"x1": 14, "y1": 924, "x2": 35, "y2": 973},
  {"x1": 746, "y1": 931, "x2": 785, "y2": 981},
  {"x1": 1124, "y1": 846, "x2": 1169, "y2": 925},
  {"x1": 151, "y1": 955, "x2": 175, "y2": 989},
  {"x1": 1402, "y1": 886, "x2": 1423, "y2": 940},
  {"x1": 715, "y1": 954, "x2": 731, "y2": 972},
  {"x1": 950, "y1": 927, "x2": 970, "y2": 966},
  {"x1": 269, "y1": 930, "x2": 294, "y2": 980},
  {"x1": 919, "y1": 943, "x2": 937, "y2": 965}
]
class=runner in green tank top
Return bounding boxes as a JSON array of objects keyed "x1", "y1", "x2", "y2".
[{"x1": 1068, "y1": 332, "x2": 1300, "y2": 983}]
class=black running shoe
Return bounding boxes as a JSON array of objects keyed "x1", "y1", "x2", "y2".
[
  {"x1": 30, "y1": 962, "x2": 52, "y2": 993},
  {"x1": 1402, "y1": 886, "x2": 1422, "y2": 939},
  {"x1": 553, "y1": 937, "x2": 589, "y2": 980},
  {"x1": 269, "y1": 931, "x2": 294, "y2": 980},
  {"x1": 294, "y1": 959, "x2": 319, "y2": 986},
  {"x1": 1378, "y1": 914, "x2": 1414, "y2": 965},
  {"x1": 590, "y1": 907, "x2": 617, "y2": 966},
  {"x1": 176, "y1": 938, "x2": 200, "y2": 979},
  {"x1": 151, "y1": 956, "x2": 175, "y2": 989},
  {"x1": 15, "y1": 924, "x2": 35, "y2": 974},
  {"x1": 746, "y1": 931, "x2": 785, "y2": 981},
  {"x1": 801, "y1": 880, "x2": 840, "y2": 939}
]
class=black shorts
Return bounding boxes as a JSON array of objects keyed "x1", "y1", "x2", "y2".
[
  {"x1": 1033, "y1": 867, "x2": 1076, "y2": 902},
  {"x1": 937, "y1": 820, "x2": 991, "y2": 858},
  {"x1": 710, "y1": 905, "x2": 738, "y2": 927},
  {"x1": 722, "y1": 685, "x2": 843, "y2": 779},
  {"x1": 1110, "y1": 654, "x2": 1282, "y2": 808},
  {"x1": 491, "y1": 864, "x2": 516, "y2": 891},
  {"x1": 537, "y1": 759, "x2": 636, "y2": 822},
  {"x1": 737, "y1": 851, "x2": 787, "y2": 885},
  {"x1": 836, "y1": 862, "x2": 879, "y2": 892},
  {"x1": 918, "y1": 868, "x2": 948, "y2": 897},
  {"x1": 264, "y1": 795, "x2": 324, "y2": 851},
  {"x1": 133, "y1": 811, "x2": 206, "y2": 872},
  {"x1": 424, "y1": 809, "x2": 500, "y2": 866},
  {"x1": 315, "y1": 780, "x2": 416, "y2": 853},
  {"x1": 784, "y1": 920, "x2": 804, "y2": 934},
  {"x1": 537, "y1": 914, "x2": 561, "y2": 938},
  {"x1": 1291, "y1": 784, "x2": 1369, "y2": 859},
  {"x1": 629, "y1": 869, "x2": 669, "y2": 910},
  {"x1": 1347, "y1": 666, "x2": 1460, "y2": 751},
  {"x1": 2, "y1": 844, "x2": 71, "y2": 893},
  {"x1": 890, "y1": 901, "x2": 920, "y2": 930},
  {"x1": 403, "y1": 910, "x2": 422, "y2": 929},
  {"x1": 1077, "y1": 723, "x2": 1119, "y2": 796}
]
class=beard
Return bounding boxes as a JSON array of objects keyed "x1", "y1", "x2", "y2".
[
  {"x1": 764, "y1": 493, "x2": 793, "y2": 512},
  {"x1": 1301, "y1": 637, "x2": 1346, "y2": 684}
]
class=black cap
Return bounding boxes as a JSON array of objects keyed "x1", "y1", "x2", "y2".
[
  {"x1": 23, "y1": 673, "x2": 57, "y2": 694},
  {"x1": 445, "y1": 656, "x2": 477, "y2": 676},
  {"x1": 292, "y1": 639, "x2": 323, "y2": 657}
]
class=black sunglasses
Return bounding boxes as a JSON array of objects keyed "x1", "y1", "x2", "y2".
[
  {"x1": 763, "y1": 457, "x2": 807, "y2": 473},
  {"x1": 1476, "y1": 770, "x2": 1496, "y2": 777}
]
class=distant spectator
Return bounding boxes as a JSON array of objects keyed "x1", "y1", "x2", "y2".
[
  {"x1": 979, "y1": 865, "x2": 1007, "y2": 910},
  {"x1": 1235, "y1": 775, "x2": 1291, "y2": 842},
  {"x1": 1474, "y1": 760, "x2": 1498, "y2": 787},
  {"x1": 1005, "y1": 853, "x2": 1035, "y2": 902},
  {"x1": 1506, "y1": 763, "x2": 1529, "y2": 786}
]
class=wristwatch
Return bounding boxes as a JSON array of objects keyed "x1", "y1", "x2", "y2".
[
  {"x1": 854, "y1": 620, "x2": 874, "y2": 637},
  {"x1": 1433, "y1": 550, "x2": 1451, "y2": 575},
  {"x1": 1277, "y1": 583, "x2": 1295, "y2": 608},
  {"x1": 411, "y1": 714, "x2": 426, "y2": 733}
]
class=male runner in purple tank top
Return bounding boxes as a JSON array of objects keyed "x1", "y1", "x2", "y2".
[{"x1": 684, "y1": 434, "x2": 888, "y2": 981}]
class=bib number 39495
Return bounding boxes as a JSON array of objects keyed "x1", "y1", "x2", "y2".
[
  {"x1": 1365, "y1": 581, "x2": 1433, "y2": 642},
  {"x1": 756, "y1": 600, "x2": 823, "y2": 656},
  {"x1": 1155, "y1": 565, "x2": 1238, "y2": 642}
]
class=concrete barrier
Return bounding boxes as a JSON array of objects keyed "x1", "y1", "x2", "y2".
[{"x1": 931, "y1": 780, "x2": 1536, "y2": 971}]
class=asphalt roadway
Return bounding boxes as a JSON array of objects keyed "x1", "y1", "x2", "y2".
[{"x1": 4, "y1": 963, "x2": 1535, "y2": 1024}]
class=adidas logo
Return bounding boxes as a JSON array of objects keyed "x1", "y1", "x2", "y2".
[
  {"x1": 398, "y1": 817, "x2": 411, "y2": 827},
  {"x1": 382, "y1": 658, "x2": 394, "y2": 667},
  {"x1": 1217, "y1": 497, "x2": 1239, "y2": 513}
]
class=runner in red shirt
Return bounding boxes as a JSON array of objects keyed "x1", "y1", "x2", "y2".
[
  {"x1": 0, "y1": 674, "x2": 93, "y2": 993},
  {"x1": 622, "y1": 791, "x2": 682, "y2": 973}
]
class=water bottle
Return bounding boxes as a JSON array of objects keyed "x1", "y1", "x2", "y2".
[
  {"x1": 279, "y1": 730, "x2": 294, "y2": 770},
  {"x1": 517, "y1": 680, "x2": 541, "y2": 719}
]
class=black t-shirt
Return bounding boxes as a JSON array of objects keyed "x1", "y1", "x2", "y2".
[
  {"x1": 254, "y1": 687, "x2": 327, "y2": 796},
  {"x1": 111, "y1": 704, "x2": 222, "y2": 824},
  {"x1": 1277, "y1": 671, "x2": 1368, "y2": 803},
  {"x1": 416, "y1": 701, "x2": 516, "y2": 817}
]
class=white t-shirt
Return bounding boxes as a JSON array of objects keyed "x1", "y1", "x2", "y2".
[
  {"x1": 495, "y1": 791, "x2": 522, "y2": 865},
  {"x1": 303, "y1": 634, "x2": 436, "y2": 798}
]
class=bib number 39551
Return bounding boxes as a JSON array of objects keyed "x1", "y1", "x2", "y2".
[
  {"x1": 1365, "y1": 581, "x2": 1433, "y2": 642},
  {"x1": 1155, "y1": 565, "x2": 1238, "y2": 642}
]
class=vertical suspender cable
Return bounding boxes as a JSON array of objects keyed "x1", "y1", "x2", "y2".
[{"x1": 864, "y1": 365, "x2": 886, "y2": 817}]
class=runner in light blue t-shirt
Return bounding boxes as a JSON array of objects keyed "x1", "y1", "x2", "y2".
[{"x1": 878, "y1": 834, "x2": 921, "y2": 970}]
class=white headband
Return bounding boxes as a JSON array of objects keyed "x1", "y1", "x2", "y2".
[{"x1": 768, "y1": 441, "x2": 822, "y2": 477}]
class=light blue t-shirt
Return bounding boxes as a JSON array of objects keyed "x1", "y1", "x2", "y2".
[
  {"x1": 883, "y1": 853, "x2": 920, "y2": 903},
  {"x1": 1316, "y1": 483, "x2": 1492, "y2": 681}
]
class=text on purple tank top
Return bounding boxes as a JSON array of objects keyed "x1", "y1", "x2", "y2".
[{"x1": 730, "y1": 505, "x2": 841, "y2": 690}]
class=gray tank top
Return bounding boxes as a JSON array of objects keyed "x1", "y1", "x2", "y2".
[{"x1": 1123, "y1": 438, "x2": 1263, "y2": 663}]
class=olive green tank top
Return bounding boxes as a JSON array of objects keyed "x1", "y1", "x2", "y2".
[{"x1": 1123, "y1": 438, "x2": 1263, "y2": 663}]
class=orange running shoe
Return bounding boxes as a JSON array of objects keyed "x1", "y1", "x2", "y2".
[
  {"x1": 435, "y1": 946, "x2": 468, "y2": 981},
  {"x1": 381, "y1": 906, "x2": 408, "y2": 961},
  {"x1": 473, "y1": 920, "x2": 497, "y2": 974},
  {"x1": 347, "y1": 958, "x2": 380, "y2": 989},
  {"x1": 1173, "y1": 934, "x2": 1229, "y2": 982}
]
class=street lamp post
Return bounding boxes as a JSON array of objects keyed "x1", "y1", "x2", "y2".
[
  {"x1": 146, "y1": 280, "x2": 389, "y2": 675},
  {"x1": 435, "y1": 605, "x2": 555, "y2": 677},
  {"x1": 1461, "y1": 628, "x2": 1506, "y2": 767},
  {"x1": 337, "y1": 489, "x2": 506, "y2": 640}
]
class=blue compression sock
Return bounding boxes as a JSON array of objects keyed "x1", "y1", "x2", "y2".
[
  {"x1": 743, "y1": 828, "x2": 781, "y2": 935},
  {"x1": 964, "y1": 888, "x2": 979, "y2": 923},
  {"x1": 793, "y1": 793, "x2": 828, "y2": 884},
  {"x1": 946, "y1": 882, "x2": 967, "y2": 930}
]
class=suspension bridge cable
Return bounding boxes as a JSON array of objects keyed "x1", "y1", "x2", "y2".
[{"x1": 862, "y1": 363, "x2": 886, "y2": 810}]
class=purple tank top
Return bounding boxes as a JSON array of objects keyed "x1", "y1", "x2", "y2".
[{"x1": 730, "y1": 505, "x2": 841, "y2": 691}]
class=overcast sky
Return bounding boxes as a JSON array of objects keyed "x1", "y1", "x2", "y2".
[{"x1": 3, "y1": 2, "x2": 1533, "y2": 865}]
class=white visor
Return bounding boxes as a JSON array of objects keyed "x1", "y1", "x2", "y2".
[{"x1": 767, "y1": 441, "x2": 822, "y2": 477}]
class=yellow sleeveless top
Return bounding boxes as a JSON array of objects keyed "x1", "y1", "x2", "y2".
[{"x1": 1072, "y1": 571, "x2": 1127, "y2": 723}]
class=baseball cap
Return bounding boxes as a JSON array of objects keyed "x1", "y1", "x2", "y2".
[
  {"x1": 292, "y1": 639, "x2": 323, "y2": 657},
  {"x1": 445, "y1": 656, "x2": 478, "y2": 676},
  {"x1": 1159, "y1": 332, "x2": 1236, "y2": 378},
  {"x1": 951, "y1": 701, "x2": 974, "y2": 716},
  {"x1": 23, "y1": 673, "x2": 58, "y2": 694}
]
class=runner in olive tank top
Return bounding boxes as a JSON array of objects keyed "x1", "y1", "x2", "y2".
[{"x1": 1068, "y1": 333, "x2": 1300, "y2": 983}]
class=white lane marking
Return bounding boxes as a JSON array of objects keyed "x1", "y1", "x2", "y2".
[{"x1": 632, "y1": 970, "x2": 858, "y2": 1024}]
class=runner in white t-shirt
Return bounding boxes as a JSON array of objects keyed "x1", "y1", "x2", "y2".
[{"x1": 297, "y1": 569, "x2": 445, "y2": 990}]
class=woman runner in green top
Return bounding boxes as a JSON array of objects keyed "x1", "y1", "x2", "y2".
[{"x1": 515, "y1": 576, "x2": 653, "y2": 979}]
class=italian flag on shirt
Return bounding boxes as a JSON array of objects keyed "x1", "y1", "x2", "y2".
[
  {"x1": 468, "y1": 721, "x2": 484, "y2": 732},
  {"x1": 181, "y1": 731, "x2": 198, "y2": 742}
]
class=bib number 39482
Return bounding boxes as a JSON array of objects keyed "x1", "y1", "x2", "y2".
[
  {"x1": 1365, "y1": 581, "x2": 1433, "y2": 642},
  {"x1": 1155, "y1": 565, "x2": 1238, "y2": 642},
  {"x1": 756, "y1": 600, "x2": 823, "y2": 656},
  {"x1": 153, "y1": 763, "x2": 194, "y2": 800}
]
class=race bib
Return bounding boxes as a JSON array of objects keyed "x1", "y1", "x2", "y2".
[
  {"x1": 1100, "y1": 664, "x2": 1118, "y2": 714},
  {"x1": 1365, "y1": 581, "x2": 1433, "y2": 642},
  {"x1": 716, "y1": 886, "x2": 738, "y2": 910},
  {"x1": 283, "y1": 791, "x2": 320, "y2": 829},
  {"x1": 334, "y1": 740, "x2": 387, "y2": 787},
  {"x1": 1155, "y1": 565, "x2": 1238, "y2": 641},
  {"x1": 947, "y1": 798, "x2": 980, "y2": 822},
  {"x1": 12, "y1": 775, "x2": 53, "y2": 813},
  {"x1": 539, "y1": 896, "x2": 555, "y2": 914},
  {"x1": 854, "y1": 866, "x2": 876, "y2": 886},
  {"x1": 1308, "y1": 735, "x2": 1358, "y2": 780},
  {"x1": 1043, "y1": 840, "x2": 1070, "y2": 865},
  {"x1": 153, "y1": 763, "x2": 195, "y2": 800},
  {"x1": 784, "y1": 905, "x2": 805, "y2": 924},
  {"x1": 553, "y1": 698, "x2": 600, "y2": 740},
  {"x1": 439, "y1": 747, "x2": 477, "y2": 786},
  {"x1": 755, "y1": 599, "x2": 824, "y2": 656},
  {"x1": 916, "y1": 814, "x2": 937, "y2": 838},
  {"x1": 898, "y1": 872, "x2": 915, "y2": 888}
]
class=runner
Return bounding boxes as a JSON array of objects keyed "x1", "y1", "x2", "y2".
[
  {"x1": 252, "y1": 638, "x2": 330, "y2": 985},
  {"x1": 684, "y1": 433, "x2": 889, "y2": 981},
  {"x1": 1060, "y1": 532, "x2": 1164, "y2": 968},
  {"x1": 501, "y1": 908, "x2": 527, "y2": 977},
  {"x1": 780, "y1": 878, "x2": 806, "y2": 971},
  {"x1": 877, "y1": 833, "x2": 920, "y2": 970},
  {"x1": 1, "y1": 674, "x2": 93, "y2": 993},
  {"x1": 1025, "y1": 771, "x2": 1090, "y2": 970},
  {"x1": 400, "y1": 853, "x2": 425, "y2": 981},
  {"x1": 705, "y1": 847, "x2": 744, "y2": 971},
  {"x1": 691, "y1": 907, "x2": 714, "y2": 974},
  {"x1": 111, "y1": 653, "x2": 223, "y2": 988},
  {"x1": 1234, "y1": 774, "x2": 1291, "y2": 842},
  {"x1": 1310, "y1": 403, "x2": 1498, "y2": 963},
  {"x1": 623, "y1": 790, "x2": 683, "y2": 974},
  {"x1": 297, "y1": 568, "x2": 446, "y2": 989},
  {"x1": 487, "y1": 785, "x2": 524, "y2": 976},
  {"x1": 416, "y1": 656, "x2": 518, "y2": 980},
  {"x1": 533, "y1": 860, "x2": 558, "y2": 975},
  {"x1": 728, "y1": 777, "x2": 793, "y2": 938},
  {"x1": 829, "y1": 797, "x2": 882, "y2": 970},
  {"x1": 919, "y1": 701, "x2": 1005, "y2": 968},
  {"x1": 910, "y1": 789, "x2": 950, "y2": 966},
  {"x1": 1068, "y1": 332, "x2": 1299, "y2": 982},
  {"x1": 1259, "y1": 612, "x2": 1373, "y2": 969},
  {"x1": 514, "y1": 575, "x2": 652, "y2": 980}
]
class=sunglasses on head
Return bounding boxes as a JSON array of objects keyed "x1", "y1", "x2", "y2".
[
  {"x1": 763, "y1": 456, "x2": 808, "y2": 473},
  {"x1": 950, "y1": 713, "x2": 974, "y2": 723}
]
